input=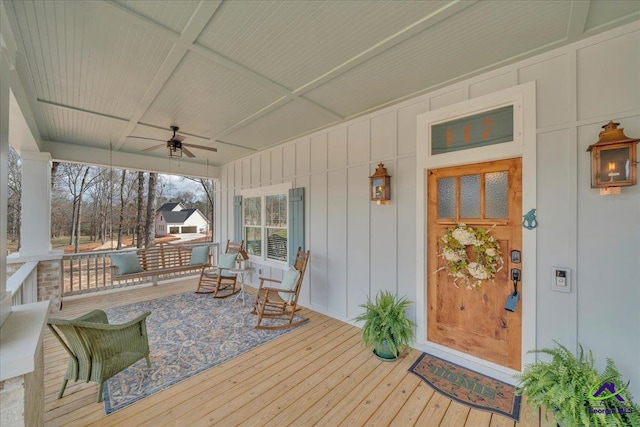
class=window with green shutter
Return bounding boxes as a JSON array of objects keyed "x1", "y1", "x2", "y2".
[{"x1": 239, "y1": 183, "x2": 304, "y2": 265}]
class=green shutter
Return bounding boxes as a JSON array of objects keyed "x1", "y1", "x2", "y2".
[
  {"x1": 233, "y1": 195, "x2": 242, "y2": 242},
  {"x1": 288, "y1": 187, "x2": 304, "y2": 264}
]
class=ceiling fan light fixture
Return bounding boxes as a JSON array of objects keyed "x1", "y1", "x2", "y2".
[
  {"x1": 137, "y1": 125, "x2": 216, "y2": 158},
  {"x1": 168, "y1": 140, "x2": 183, "y2": 158}
]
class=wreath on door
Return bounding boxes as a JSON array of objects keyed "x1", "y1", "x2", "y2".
[{"x1": 436, "y1": 223, "x2": 504, "y2": 290}]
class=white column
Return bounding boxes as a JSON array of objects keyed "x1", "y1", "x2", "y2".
[{"x1": 18, "y1": 152, "x2": 53, "y2": 257}]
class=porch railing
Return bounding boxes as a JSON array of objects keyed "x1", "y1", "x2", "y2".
[
  {"x1": 6, "y1": 261, "x2": 38, "y2": 306},
  {"x1": 61, "y1": 242, "x2": 219, "y2": 298}
]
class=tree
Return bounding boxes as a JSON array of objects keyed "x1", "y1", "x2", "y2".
[
  {"x1": 199, "y1": 178, "x2": 214, "y2": 241},
  {"x1": 50, "y1": 161, "x2": 72, "y2": 239},
  {"x1": 7, "y1": 145, "x2": 21, "y2": 245},
  {"x1": 58, "y1": 164, "x2": 100, "y2": 252},
  {"x1": 136, "y1": 171, "x2": 144, "y2": 248},
  {"x1": 51, "y1": 161, "x2": 59, "y2": 189},
  {"x1": 145, "y1": 172, "x2": 157, "y2": 248},
  {"x1": 74, "y1": 166, "x2": 91, "y2": 253},
  {"x1": 118, "y1": 170, "x2": 138, "y2": 245},
  {"x1": 47, "y1": 165, "x2": 211, "y2": 252},
  {"x1": 116, "y1": 169, "x2": 126, "y2": 249},
  {"x1": 85, "y1": 169, "x2": 109, "y2": 244},
  {"x1": 182, "y1": 176, "x2": 214, "y2": 241}
]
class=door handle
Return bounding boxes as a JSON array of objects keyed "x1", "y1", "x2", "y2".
[{"x1": 505, "y1": 268, "x2": 521, "y2": 312}]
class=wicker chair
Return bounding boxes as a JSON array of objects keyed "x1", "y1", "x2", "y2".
[
  {"x1": 47, "y1": 309, "x2": 152, "y2": 402},
  {"x1": 252, "y1": 248, "x2": 310, "y2": 330}
]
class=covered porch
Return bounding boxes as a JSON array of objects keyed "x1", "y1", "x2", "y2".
[
  {"x1": 42, "y1": 278, "x2": 546, "y2": 427},
  {"x1": 1, "y1": 1, "x2": 639, "y2": 426}
]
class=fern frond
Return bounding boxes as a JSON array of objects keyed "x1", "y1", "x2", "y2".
[{"x1": 516, "y1": 341, "x2": 640, "y2": 427}]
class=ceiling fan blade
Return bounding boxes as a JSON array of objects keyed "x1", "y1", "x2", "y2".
[
  {"x1": 181, "y1": 146, "x2": 196, "y2": 158},
  {"x1": 182, "y1": 143, "x2": 218, "y2": 153},
  {"x1": 142, "y1": 143, "x2": 165, "y2": 152},
  {"x1": 129, "y1": 136, "x2": 167, "y2": 142}
]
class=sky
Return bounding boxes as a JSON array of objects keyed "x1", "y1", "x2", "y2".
[{"x1": 160, "y1": 174, "x2": 207, "y2": 200}]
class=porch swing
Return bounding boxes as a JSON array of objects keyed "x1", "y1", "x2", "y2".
[{"x1": 108, "y1": 147, "x2": 212, "y2": 284}]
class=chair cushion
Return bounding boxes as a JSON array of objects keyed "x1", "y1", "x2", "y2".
[
  {"x1": 190, "y1": 246, "x2": 209, "y2": 265},
  {"x1": 111, "y1": 252, "x2": 143, "y2": 275},
  {"x1": 278, "y1": 267, "x2": 301, "y2": 302},
  {"x1": 218, "y1": 253, "x2": 237, "y2": 269}
]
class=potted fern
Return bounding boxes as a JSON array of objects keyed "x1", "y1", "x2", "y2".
[
  {"x1": 516, "y1": 341, "x2": 640, "y2": 427},
  {"x1": 354, "y1": 290, "x2": 416, "y2": 361}
]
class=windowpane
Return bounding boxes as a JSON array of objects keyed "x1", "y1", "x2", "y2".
[
  {"x1": 431, "y1": 105, "x2": 514, "y2": 155},
  {"x1": 266, "y1": 194, "x2": 287, "y2": 227},
  {"x1": 242, "y1": 189, "x2": 289, "y2": 263},
  {"x1": 245, "y1": 226, "x2": 262, "y2": 256},
  {"x1": 243, "y1": 197, "x2": 261, "y2": 226},
  {"x1": 266, "y1": 229, "x2": 287, "y2": 262},
  {"x1": 460, "y1": 174, "x2": 480, "y2": 218},
  {"x1": 485, "y1": 172, "x2": 508, "y2": 218},
  {"x1": 438, "y1": 177, "x2": 456, "y2": 218}
]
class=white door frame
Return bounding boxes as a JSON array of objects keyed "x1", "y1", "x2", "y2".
[{"x1": 415, "y1": 82, "x2": 537, "y2": 384}]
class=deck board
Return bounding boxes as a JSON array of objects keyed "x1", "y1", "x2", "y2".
[
  {"x1": 490, "y1": 413, "x2": 517, "y2": 427},
  {"x1": 42, "y1": 278, "x2": 542, "y2": 426},
  {"x1": 388, "y1": 382, "x2": 436, "y2": 426},
  {"x1": 342, "y1": 360, "x2": 421, "y2": 426},
  {"x1": 439, "y1": 400, "x2": 472, "y2": 426},
  {"x1": 416, "y1": 391, "x2": 452, "y2": 426},
  {"x1": 464, "y1": 409, "x2": 493, "y2": 426}
]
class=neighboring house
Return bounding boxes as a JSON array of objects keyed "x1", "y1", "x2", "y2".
[{"x1": 156, "y1": 202, "x2": 210, "y2": 236}]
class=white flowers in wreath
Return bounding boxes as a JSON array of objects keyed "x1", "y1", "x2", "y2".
[{"x1": 436, "y1": 223, "x2": 504, "y2": 290}]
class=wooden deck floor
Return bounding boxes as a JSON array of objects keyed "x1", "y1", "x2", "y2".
[{"x1": 44, "y1": 279, "x2": 550, "y2": 427}]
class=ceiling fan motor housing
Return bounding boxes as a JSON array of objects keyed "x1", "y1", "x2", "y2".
[{"x1": 167, "y1": 140, "x2": 182, "y2": 150}]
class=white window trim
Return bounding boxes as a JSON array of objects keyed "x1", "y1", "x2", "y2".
[
  {"x1": 241, "y1": 182, "x2": 292, "y2": 198},
  {"x1": 241, "y1": 182, "x2": 292, "y2": 269}
]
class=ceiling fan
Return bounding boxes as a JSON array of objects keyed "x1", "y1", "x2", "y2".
[{"x1": 129, "y1": 126, "x2": 217, "y2": 158}]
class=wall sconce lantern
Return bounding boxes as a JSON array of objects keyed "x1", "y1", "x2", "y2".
[
  {"x1": 587, "y1": 121, "x2": 638, "y2": 193},
  {"x1": 369, "y1": 163, "x2": 391, "y2": 205}
]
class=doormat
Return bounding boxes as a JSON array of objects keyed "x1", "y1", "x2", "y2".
[{"x1": 409, "y1": 352, "x2": 521, "y2": 421}]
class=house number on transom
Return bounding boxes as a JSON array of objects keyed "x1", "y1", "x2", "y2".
[{"x1": 431, "y1": 105, "x2": 514, "y2": 155}]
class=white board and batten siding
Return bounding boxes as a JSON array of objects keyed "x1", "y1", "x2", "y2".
[{"x1": 216, "y1": 23, "x2": 640, "y2": 397}]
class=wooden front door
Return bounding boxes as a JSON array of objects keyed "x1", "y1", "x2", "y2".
[{"x1": 427, "y1": 158, "x2": 522, "y2": 370}]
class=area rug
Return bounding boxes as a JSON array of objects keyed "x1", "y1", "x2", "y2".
[
  {"x1": 409, "y1": 352, "x2": 521, "y2": 421},
  {"x1": 101, "y1": 291, "x2": 307, "y2": 414}
]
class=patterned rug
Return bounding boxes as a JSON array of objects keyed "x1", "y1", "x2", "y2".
[
  {"x1": 409, "y1": 352, "x2": 521, "y2": 421},
  {"x1": 102, "y1": 291, "x2": 307, "y2": 414}
]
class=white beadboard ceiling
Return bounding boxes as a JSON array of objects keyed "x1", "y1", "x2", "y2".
[{"x1": 4, "y1": 0, "x2": 640, "y2": 167}]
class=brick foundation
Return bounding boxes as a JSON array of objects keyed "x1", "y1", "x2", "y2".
[{"x1": 37, "y1": 260, "x2": 62, "y2": 309}]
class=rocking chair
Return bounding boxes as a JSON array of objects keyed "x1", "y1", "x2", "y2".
[
  {"x1": 47, "y1": 309, "x2": 151, "y2": 402},
  {"x1": 252, "y1": 248, "x2": 310, "y2": 330},
  {"x1": 195, "y1": 240, "x2": 244, "y2": 298}
]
